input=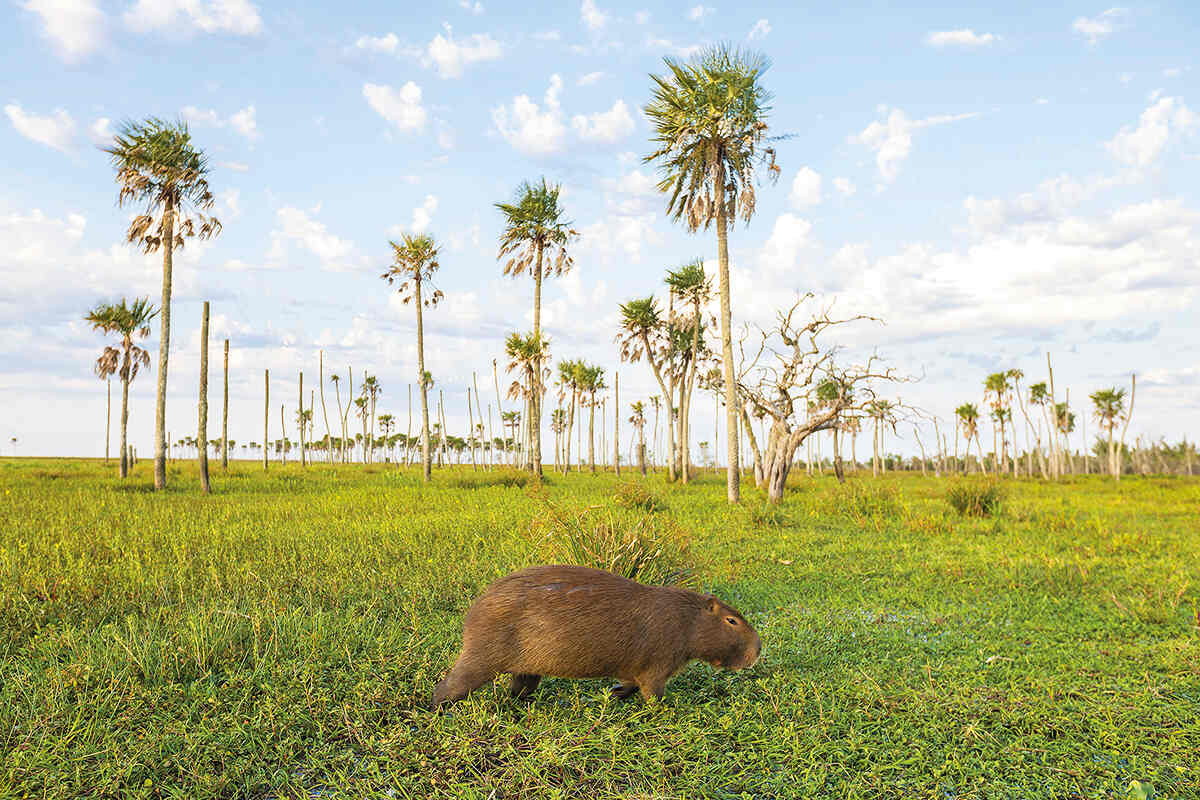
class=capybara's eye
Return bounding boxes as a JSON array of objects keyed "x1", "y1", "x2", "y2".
[{"x1": 725, "y1": 617, "x2": 739, "y2": 626}]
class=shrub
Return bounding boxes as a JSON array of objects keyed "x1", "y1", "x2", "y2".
[
  {"x1": 946, "y1": 481, "x2": 1004, "y2": 517},
  {"x1": 534, "y1": 502, "x2": 692, "y2": 586},
  {"x1": 612, "y1": 481, "x2": 664, "y2": 513}
]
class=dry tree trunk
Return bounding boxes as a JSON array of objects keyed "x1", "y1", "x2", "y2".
[
  {"x1": 263, "y1": 369, "x2": 269, "y2": 471},
  {"x1": 222, "y1": 339, "x2": 229, "y2": 469},
  {"x1": 153, "y1": 197, "x2": 175, "y2": 491},
  {"x1": 198, "y1": 302, "x2": 211, "y2": 494}
]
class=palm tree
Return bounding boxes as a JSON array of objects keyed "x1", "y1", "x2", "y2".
[
  {"x1": 577, "y1": 364, "x2": 606, "y2": 473},
  {"x1": 361, "y1": 374, "x2": 381, "y2": 463},
  {"x1": 378, "y1": 413, "x2": 395, "y2": 462},
  {"x1": 382, "y1": 234, "x2": 443, "y2": 482},
  {"x1": 645, "y1": 45, "x2": 779, "y2": 503},
  {"x1": 617, "y1": 296, "x2": 677, "y2": 481},
  {"x1": 629, "y1": 400, "x2": 648, "y2": 475},
  {"x1": 983, "y1": 372, "x2": 1011, "y2": 475},
  {"x1": 105, "y1": 118, "x2": 221, "y2": 490},
  {"x1": 955, "y1": 402, "x2": 987, "y2": 476},
  {"x1": 505, "y1": 332, "x2": 550, "y2": 471},
  {"x1": 85, "y1": 297, "x2": 157, "y2": 478},
  {"x1": 1090, "y1": 387, "x2": 1127, "y2": 479},
  {"x1": 665, "y1": 259, "x2": 711, "y2": 483},
  {"x1": 495, "y1": 179, "x2": 578, "y2": 477},
  {"x1": 556, "y1": 360, "x2": 579, "y2": 473}
]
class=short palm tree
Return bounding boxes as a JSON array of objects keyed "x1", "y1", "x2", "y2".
[
  {"x1": 85, "y1": 297, "x2": 157, "y2": 478},
  {"x1": 495, "y1": 179, "x2": 578, "y2": 477},
  {"x1": 955, "y1": 402, "x2": 986, "y2": 476},
  {"x1": 617, "y1": 296, "x2": 677, "y2": 481},
  {"x1": 665, "y1": 259, "x2": 711, "y2": 483},
  {"x1": 629, "y1": 400, "x2": 648, "y2": 475},
  {"x1": 505, "y1": 331, "x2": 550, "y2": 469},
  {"x1": 645, "y1": 44, "x2": 779, "y2": 503},
  {"x1": 577, "y1": 364, "x2": 606, "y2": 473},
  {"x1": 105, "y1": 118, "x2": 221, "y2": 490},
  {"x1": 382, "y1": 233, "x2": 443, "y2": 482},
  {"x1": 1090, "y1": 388, "x2": 1126, "y2": 479}
]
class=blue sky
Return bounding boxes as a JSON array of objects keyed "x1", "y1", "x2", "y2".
[{"x1": 2, "y1": 0, "x2": 1198, "y2": 461}]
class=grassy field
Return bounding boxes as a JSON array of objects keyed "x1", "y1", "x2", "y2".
[{"x1": 1, "y1": 458, "x2": 1197, "y2": 799}]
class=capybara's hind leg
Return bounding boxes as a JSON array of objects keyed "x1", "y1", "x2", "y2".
[
  {"x1": 432, "y1": 655, "x2": 498, "y2": 707},
  {"x1": 611, "y1": 681, "x2": 639, "y2": 700},
  {"x1": 509, "y1": 673, "x2": 541, "y2": 699}
]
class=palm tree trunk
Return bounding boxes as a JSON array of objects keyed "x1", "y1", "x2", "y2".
[
  {"x1": 565, "y1": 390, "x2": 575, "y2": 474},
  {"x1": 119, "y1": 364, "x2": 130, "y2": 478},
  {"x1": 588, "y1": 391, "x2": 596, "y2": 472},
  {"x1": 298, "y1": 371, "x2": 306, "y2": 468},
  {"x1": 713, "y1": 169, "x2": 740, "y2": 502},
  {"x1": 614, "y1": 371, "x2": 620, "y2": 476},
  {"x1": 1117, "y1": 374, "x2": 1135, "y2": 482},
  {"x1": 319, "y1": 350, "x2": 332, "y2": 464},
  {"x1": 415, "y1": 282, "x2": 431, "y2": 482},
  {"x1": 105, "y1": 377, "x2": 111, "y2": 465},
  {"x1": 530, "y1": 243, "x2": 544, "y2": 477},
  {"x1": 872, "y1": 418, "x2": 880, "y2": 477},
  {"x1": 263, "y1": 369, "x2": 269, "y2": 471},
  {"x1": 153, "y1": 196, "x2": 175, "y2": 490},
  {"x1": 221, "y1": 339, "x2": 229, "y2": 469},
  {"x1": 280, "y1": 404, "x2": 287, "y2": 465},
  {"x1": 198, "y1": 301, "x2": 210, "y2": 494}
]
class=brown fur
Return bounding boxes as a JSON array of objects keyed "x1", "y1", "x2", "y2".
[{"x1": 432, "y1": 565, "x2": 761, "y2": 706}]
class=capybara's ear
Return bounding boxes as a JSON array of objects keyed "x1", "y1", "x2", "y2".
[{"x1": 708, "y1": 596, "x2": 721, "y2": 614}]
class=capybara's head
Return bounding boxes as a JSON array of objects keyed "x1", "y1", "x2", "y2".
[{"x1": 694, "y1": 596, "x2": 761, "y2": 670}]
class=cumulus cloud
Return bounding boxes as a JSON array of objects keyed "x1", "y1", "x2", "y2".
[
  {"x1": 789, "y1": 167, "x2": 822, "y2": 208},
  {"x1": 580, "y1": 0, "x2": 607, "y2": 30},
  {"x1": 746, "y1": 18, "x2": 770, "y2": 40},
  {"x1": 577, "y1": 71, "x2": 606, "y2": 86},
  {"x1": 492, "y1": 75, "x2": 567, "y2": 156},
  {"x1": 833, "y1": 177, "x2": 856, "y2": 197},
  {"x1": 577, "y1": 213, "x2": 661, "y2": 264},
  {"x1": 88, "y1": 117, "x2": 114, "y2": 146},
  {"x1": 267, "y1": 207, "x2": 362, "y2": 271},
  {"x1": 363, "y1": 82, "x2": 428, "y2": 132},
  {"x1": 20, "y1": 0, "x2": 105, "y2": 62},
  {"x1": 181, "y1": 104, "x2": 260, "y2": 141},
  {"x1": 687, "y1": 5, "x2": 713, "y2": 21},
  {"x1": 354, "y1": 32, "x2": 399, "y2": 53},
  {"x1": 852, "y1": 106, "x2": 981, "y2": 182},
  {"x1": 229, "y1": 106, "x2": 259, "y2": 140},
  {"x1": 123, "y1": 0, "x2": 263, "y2": 36},
  {"x1": 571, "y1": 99, "x2": 635, "y2": 143},
  {"x1": 1106, "y1": 96, "x2": 1197, "y2": 168},
  {"x1": 645, "y1": 37, "x2": 701, "y2": 58},
  {"x1": 1073, "y1": 7, "x2": 1125, "y2": 44},
  {"x1": 924, "y1": 29, "x2": 997, "y2": 47},
  {"x1": 424, "y1": 30, "x2": 502, "y2": 78},
  {"x1": 4, "y1": 104, "x2": 75, "y2": 153},
  {"x1": 459, "y1": 0, "x2": 484, "y2": 14},
  {"x1": 758, "y1": 213, "x2": 814, "y2": 271}
]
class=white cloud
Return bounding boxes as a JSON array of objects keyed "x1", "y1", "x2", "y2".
[
  {"x1": 833, "y1": 177, "x2": 856, "y2": 197},
  {"x1": 267, "y1": 206, "x2": 361, "y2": 272},
  {"x1": 21, "y1": 0, "x2": 105, "y2": 62},
  {"x1": 645, "y1": 37, "x2": 701, "y2": 58},
  {"x1": 1106, "y1": 96, "x2": 1197, "y2": 168},
  {"x1": 577, "y1": 213, "x2": 661, "y2": 264},
  {"x1": 218, "y1": 189, "x2": 241, "y2": 219},
  {"x1": 747, "y1": 18, "x2": 770, "y2": 40},
  {"x1": 759, "y1": 213, "x2": 814, "y2": 271},
  {"x1": 580, "y1": 0, "x2": 607, "y2": 30},
  {"x1": 459, "y1": 0, "x2": 484, "y2": 14},
  {"x1": 687, "y1": 5, "x2": 713, "y2": 21},
  {"x1": 789, "y1": 166, "x2": 822, "y2": 208},
  {"x1": 124, "y1": 0, "x2": 263, "y2": 36},
  {"x1": 852, "y1": 106, "x2": 981, "y2": 181},
  {"x1": 634, "y1": 10, "x2": 650, "y2": 24},
  {"x1": 533, "y1": 30, "x2": 561, "y2": 41},
  {"x1": 363, "y1": 82, "x2": 428, "y2": 132},
  {"x1": 492, "y1": 75, "x2": 567, "y2": 156},
  {"x1": 229, "y1": 105, "x2": 259, "y2": 141},
  {"x1": 220, "y1": 161, "x2": 249, "y2": 172},
  {"x1": 4, "y1": 104, "x2": 75, "y2": 153},
  {"x1": 181, "y1": 104, "x2": 260, "y2": 141},
  {"x1": 88, "y1": 117, "x2": 114, "y2": 146},
  {"x1": 1073, "y1": 8, "x2": 1126, "y2": 44},
  {"x1": 924, "y1": 29, "x2": 997, "y2": 47},
  {"x1": 408, "y1": 195, "x2": 438, "y2": 233},
  {"x1": 571, "y1": 99, "x2": 635, "y2": 143},
  {"x1": 577, "y1": 71, "x2": 606, "y2": 86},
  {"x1": 355, "y1": 32, "x2": 399, "y2": 53},
  {"x1": 424, "y1": 31, "x2": 502, "y2": 78}
]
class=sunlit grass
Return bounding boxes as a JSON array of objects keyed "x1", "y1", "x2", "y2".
[{"x1": 1, "y1": 459, "x2": 1197, "y2": 798}]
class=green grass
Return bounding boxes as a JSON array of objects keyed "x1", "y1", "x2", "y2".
[{"x1": 1, "y1": 458, "x2": 1198, "y2": 799}]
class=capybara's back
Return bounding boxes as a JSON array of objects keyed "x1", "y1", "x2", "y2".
[{"x1": 432, "y1": 565, "x2": 760, "y2": 706}]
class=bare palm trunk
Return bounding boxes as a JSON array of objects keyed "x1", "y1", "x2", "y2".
[
  {"x1": 198, "y1": 301, "x2": 210, "y2": 494},
  {"x1": 119, "y1": 368, "x2": 130, "y2": 478},
  {"x1": 153, "y1": 197, "x2": 175, "y2": 490},
  {"x1": 105, "y1": 377, "x2": 111, "y2": 465},
  {"x1": 221, "y1": 339, "x2": 229, "y2": 469},
  {"x1": 588, "y1": 392, "x2": 596, "y2": 472},
  {"x1": 614, "y1": 371, "x2": 620, "y2": 476},
  {"x1": 714, "y1": 170, "x2": 740, "y2": 502},
  {"x1": 263, "y1": 369, "x2": 269, "y2": 471},
  {"x1": 565, "y1": 390, "x2": 575, "y2": 475},
  {"x1": 1116, "y1": 374, "x2": 1136, "y2": 481},
  {"x1": 406, "y1": 383, "x2": 413, "y2": 467},
  {"x1": 319, "y1": 351, "x2": 332, "y2": 464},
  {"x1": 414, "y1": 282, "x2": 431, "y2": 482},
  {"x1": 298, "y1": 371, "x2": 306, "y2": 468},
  {"x1": 280, "y1": 404, "x2": 287, "y2": 465},
  {"x1": 975, "y1": 432, "x2": 988, "y2": 476}
]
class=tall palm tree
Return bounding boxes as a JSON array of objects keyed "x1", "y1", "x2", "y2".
[
  {"x1": 85, "y1": 297, "x2": 157, "y2": 478},
  {"x1": 955, "y1": 402, "x2": 986, "y2": 476},
  {"x1": 1090, "y1": 387, "x2": 1126, "y2": 479},
  {"x1": 495, "y1": 179, "x2": 578, "y2": 477},
  {"x1": 505, "y1": 332, "x2": 550, "y2": 471},
  {"x1": 629, "y1": 400, "x2": 648, "y2": 475},
  {"x1": 617, "y1": 296, "x2": 677, "y2": 481},
  {"x1": 382, "y1": 234, "x2": 443, "y2": 482},
  {"x1": 665, "y1": 259, "x2": 711, "y2": 483},
  {"x1": 361, "y1": 374, "x2": 381, "y2": 463},
  {"x1": 556, "y1": 359, "x2": 579, "y2": 473},
  {"x1": 577, "y1": 364, "x2": 606, "y2": 473},
  {"x1": 105, "y1": 118, "x2": 221, "y2": 490},
  {"x1": 645, "y1": 45, "x2": 779, "y2": 503}
]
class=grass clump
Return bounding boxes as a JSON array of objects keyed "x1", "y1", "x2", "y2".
[
  {"x1": 446, "y1": 468, "x2": 531, "y2": 489},
  {"x1": 534, "y1": 501, "x2": 692, "y2": 586},
  {"x1": 946, "y1": 481, "x2": 1005, "y2": 517},
  {"x1": 743, "y1": 502, "x2": 789, "y2": 528},
  {"x1": 612, "y1": 480, "x2": 664, "y2": 512}
]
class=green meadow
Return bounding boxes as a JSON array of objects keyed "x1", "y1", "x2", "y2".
[{"x1": 1, "y1": 459, "x2": 1197, "y2": 799}]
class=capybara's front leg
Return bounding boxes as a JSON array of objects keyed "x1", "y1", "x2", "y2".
[
  {"x1": 611, "y1": 681, "x2": 639, "y2": 700},
  {"x1": 509, "y1": 673, "x2": 541, "y2": 698},
  {"x1": 432, "y1": 655, "x2": 497, "y2": 706}
]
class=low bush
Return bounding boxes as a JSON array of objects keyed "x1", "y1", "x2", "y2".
[
  {"x1": 612, "y1": 481, "x2": 664, "y2": 512},
  {"x1": 946, "y1": 481, "x2": 1005, "y2": 517}
]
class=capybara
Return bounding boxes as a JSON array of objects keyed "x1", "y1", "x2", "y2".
[{"x1": 432, "y1": 564, "x2": 761, "y2": 705}]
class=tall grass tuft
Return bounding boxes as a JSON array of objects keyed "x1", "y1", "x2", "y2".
[
  {"x1": 946, "y1": 481, "x2": 1005, "y2": 517},
  {"x1": 534, "y1": 501, "x2": 692, "y2": 586},
  {"x1": 612, "y1": 481, "x2": 664, "y2": 513},
  {"x1": 447, "y1": 468, "x2": 531, "y2": 489}
]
